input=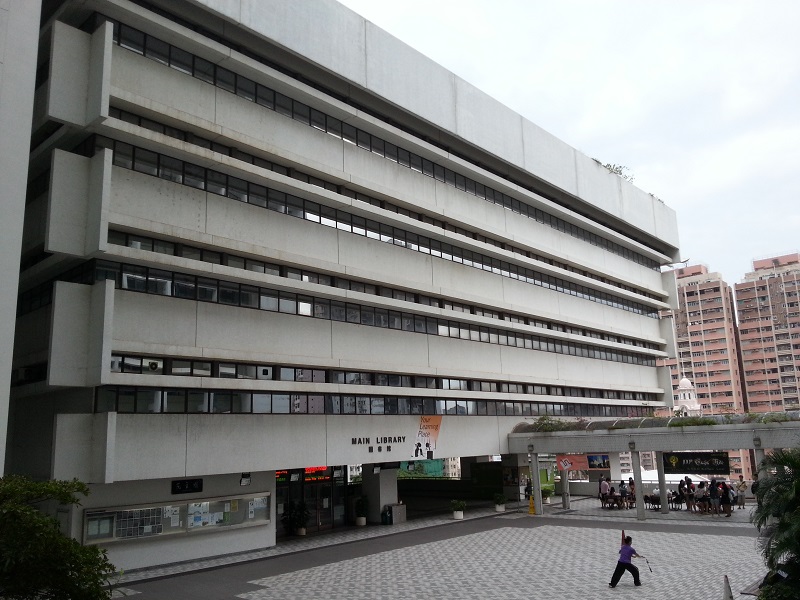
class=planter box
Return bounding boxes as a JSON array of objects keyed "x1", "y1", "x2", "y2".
[
  {"x1": 452, "y1": 510, "x2": 464, "y2": 520},
  {"x1": 494, "y1": 504, "x2": 506, "y2": 512}
]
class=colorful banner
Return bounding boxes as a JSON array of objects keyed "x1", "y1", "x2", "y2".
[
  {"x1": 413, "y1": 415, "x2": 442, "y2": 459},
  {"x1": 555, "y1": 454, "x2": 589, "y2": 471}
]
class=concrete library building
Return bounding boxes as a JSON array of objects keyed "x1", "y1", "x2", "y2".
[{"x1": 2, "y1": 0, "x2": 680, "y2": 570}]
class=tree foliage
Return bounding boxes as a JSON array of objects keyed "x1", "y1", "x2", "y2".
[
  {"x1": 750, "y1": 449, "x2": 800, "y2": 598},
  {"x1": 0, "y1": 475, "x2": 115, "y2": 600}
]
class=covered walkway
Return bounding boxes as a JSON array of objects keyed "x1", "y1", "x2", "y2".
[{"x1": 508, "y1": 418, "x2": 800, "y2": 520}]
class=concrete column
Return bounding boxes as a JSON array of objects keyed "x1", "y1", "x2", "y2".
[
  {"x1": 631, "y1": 450, "x2": 646, "y2": 521},
  {"x1": 0, "y1": 1, "x2": 41, "y2": 475},
  {"x1": 528, "y1": 448, "x2": 542, "y2": 516},
  {"x1": 361, "y1": 465, "x2": 398, "y2": 524},
  {"x1": 656, "y1": 451, "x2": 669, "y2": 514},
  {"x1": 561, "y1": 468, "x2": 570, "y2": 509},
  {"x1": 754, "y1": 448, "x2": 766, "y2": 479}
]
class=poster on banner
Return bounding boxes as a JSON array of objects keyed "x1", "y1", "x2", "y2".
[
  {"x1": 413, "y1": 415, "x2": 441, "y2": 459},
  {"x1": 555, "y1": 454, "x2": 589, "y2": 471},
  {"x1": 587, "y1": 454, "x2": 611, "y2": 469}
]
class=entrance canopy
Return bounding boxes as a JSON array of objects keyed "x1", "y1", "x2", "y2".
[{"x1": 507, "y1": 420, "x2": 800, "y2": 455}]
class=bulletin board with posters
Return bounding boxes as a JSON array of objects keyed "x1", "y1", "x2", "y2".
[{"x1": 83, "y1": 492, "x2": 270, "y2": 545}]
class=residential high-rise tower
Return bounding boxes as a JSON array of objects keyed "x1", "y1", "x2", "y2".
[{"x1": 736, "y1": 253, "x2": 800, "y2": 413}]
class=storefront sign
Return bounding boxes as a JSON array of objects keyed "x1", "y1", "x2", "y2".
[
  {"x1": 350, "y1": 433, "x2": 406, "y2": 455},
  {"x1": 663, "y1": 452, "x2": 730, "y2": 474},
  {"x1": 304, "y1": 466, "x2": 330, "y2": 482},
  {"x1": 171, "y1": 478, "x2": 203, "y2": 494}
]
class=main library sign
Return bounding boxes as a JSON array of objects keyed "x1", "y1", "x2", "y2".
[{"x1": 662, "y1": 452, "x2": 730, "y2": 475}]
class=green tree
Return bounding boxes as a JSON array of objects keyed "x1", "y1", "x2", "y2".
[
  {"x1": 751, "y1": 448, "x2": 800, "y2": 599},
  {"x1": 0, "y1": 475, "x2": 115, "y2": 600}
]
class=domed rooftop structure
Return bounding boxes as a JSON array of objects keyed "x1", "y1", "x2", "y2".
[{"x1": 674, "y1": 376, "x2": 702, "y2": 417}]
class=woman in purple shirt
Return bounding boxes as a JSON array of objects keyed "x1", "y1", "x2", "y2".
[{"x1": 609, "y1": 536, "x2": 643, "y2": 588}]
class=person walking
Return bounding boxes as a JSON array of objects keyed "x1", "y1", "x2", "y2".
[
  {"x1": 609, "y1": 535, "x2": 643, "y2": 588},
  {"x1": 735, "y1": 475, "x2": 748, "y2": 509}
]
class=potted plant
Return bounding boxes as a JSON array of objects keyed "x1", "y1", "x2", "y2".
[
  {"x1": 294, "y1": 500, "x2": 310, "y2": 535},
  {"x1": 281, "y1": 500, "x2": 311, "y2": 535},
  {"x1": 493, "y1": 492, "x2": 507, "y2": 512},
  {"x1": 450, "y1": 499, "x2": 466, "y2": 520},
  {"x1": 355, "y1": 496, "x2": 368, "y2": 527},
  {"x1": 541, "y1": 487, "x2": 554, "y2": 504}
]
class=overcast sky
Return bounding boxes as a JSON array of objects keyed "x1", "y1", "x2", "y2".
[{"x1": 337, "y1": 0, "x2": 800, "y2": 286}]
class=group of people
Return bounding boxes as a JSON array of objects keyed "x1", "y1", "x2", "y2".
[
  {"x1": 600, "y1": 474, "x2": 755, "y2": 516},
  {"x1": 599, "y1": 476, "x2": 636, "y2": 509},
  {"x1": 674, "y1": 474, "x2": 753, "y2": 517}
]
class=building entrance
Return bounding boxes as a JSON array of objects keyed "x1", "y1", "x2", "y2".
[{"x1": 277, "y1": 466, "x2": 348, "y2": 537}]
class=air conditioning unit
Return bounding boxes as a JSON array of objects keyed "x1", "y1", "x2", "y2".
[{"x1": 129, "y1": 240, "x2": 142, "y2": 249}]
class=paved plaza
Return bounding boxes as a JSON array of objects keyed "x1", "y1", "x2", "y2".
[{"x1": 117, "y1": 498, "x2": 767, "y2": 600}]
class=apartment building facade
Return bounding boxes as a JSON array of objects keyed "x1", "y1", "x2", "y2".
[
  {"x1": 4, "y1": 0, "x2": 679, "y2": 570},
  {"x1": 661, "y1": 265, "x2": 746, "y2": 414},
  {"x1": 659, "y1": 265, "x2": 750, "y2": 478},
  {"x1": 736, "y1": 253, "x2": 800, "y2": 413}
]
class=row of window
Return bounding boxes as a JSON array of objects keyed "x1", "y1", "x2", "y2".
[
  {"x1": 110, "y1": 354, "x2": 656, "y2": 401},
  {"x1": 94, "y1": 386, "x2": 653, "y2": 418},
  {"x1": 82, "y1": 135, "x2": 658, "y2": 317},
  {"x1": 17, "y1": 259, "x2": 657, "y2": 367},
  {"x1": 106, "y1": 18, "x2": 661, "y2": 271},
  {"x1": 100, "y1": 261, "x2": 657, "y2": 365},
  {"x1": 107, "y1": 229, "x2": 658, "y2": 350},
  {"x1": 106, "y1": 106, "x2": 658, "y2": 303}
]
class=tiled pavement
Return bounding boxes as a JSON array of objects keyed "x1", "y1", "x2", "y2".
[{"x1": 116, "y1": 497, "x2": 767, "y2": 599}]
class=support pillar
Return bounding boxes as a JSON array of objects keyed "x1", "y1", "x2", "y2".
[
  {"x1": 528, "y1": 445, "x2": 542, "y2": 516},
  {"x1": 656, "y1": 451, "x2": 669, "y2": 514},
  {"x1": 631, "y1": 448, "x2": 646, "y2": 521},
  {"x1": 561, "y1": 468, "x2": 570, "y2": 509},
  {"x1": 754, "y1": 448, "x2": 766, "y2": 479},
  {"x1": 361, "y1": 465, "x2": 398, "y2": 524}
]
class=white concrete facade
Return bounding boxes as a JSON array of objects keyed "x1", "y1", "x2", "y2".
[
  {"x1": 7, "y1": 0, "x2": 679, "y2": 570},
  {"x1": 0, "y1": 1, "x2": 42, "y2": 474}
]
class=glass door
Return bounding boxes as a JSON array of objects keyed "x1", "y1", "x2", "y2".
[{"x1": 303, "y1": 482, "x2": 333, "y2": 533}]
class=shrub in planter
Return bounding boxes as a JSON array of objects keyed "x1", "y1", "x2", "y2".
[
  {"x1": 450, "y1": 499, "x2": 466, "y2": 519},
  {"x1": 281, "y1": 500, "x2": 311, "y2": 534},
  {"x1": 355, "y1": 497, "x2": 368, "y2": 526}
]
